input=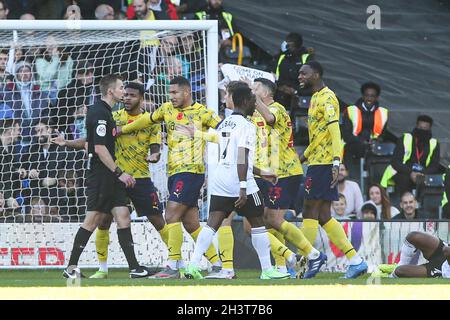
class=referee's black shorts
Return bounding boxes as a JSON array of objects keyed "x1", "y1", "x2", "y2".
[
  {"x1": 210, "y1": 191, "x2": 264, "y2": 218},
  {"x1": 86, "y1": 166, "x2": 128, "y2": 214}
]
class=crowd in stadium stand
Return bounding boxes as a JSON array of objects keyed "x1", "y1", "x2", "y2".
[{"x1": 0, "y1": 0, "x2": 448, "y2": 222}]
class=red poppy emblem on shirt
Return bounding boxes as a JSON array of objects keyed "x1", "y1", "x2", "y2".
[
  {"x1": 127, "y1": 119, "x2": 134, "y2": 124},
  {"x1": 257, "y1": 121, "x2": 265, "y2": 127},
  {"x1": 177, "y1": 112, "x2": 183, "y2": 120}
]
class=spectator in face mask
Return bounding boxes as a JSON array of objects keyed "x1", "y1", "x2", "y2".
[
  {"x1": 273, "y1": 32, "x2": 314, "y2": 108},
  {"x1": 381, "y1": 115, "x2": 441, "y2": 197}
]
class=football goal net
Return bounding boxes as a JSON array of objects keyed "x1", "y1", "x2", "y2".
[{"x1": 0, "y1": 19, "x2": 218, "y2": 268}]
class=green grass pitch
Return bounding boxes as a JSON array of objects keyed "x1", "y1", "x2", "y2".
[{"x1": 0, "y1": 269, "x2": 448, "y2": 287}]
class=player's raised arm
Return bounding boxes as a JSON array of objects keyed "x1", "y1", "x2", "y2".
[
  {"x1": 120, "y1": 105, "x2": 165, "y2": 134},
  {"x1": 253, "y1": 79, "x2": 277, "y2": 126}
]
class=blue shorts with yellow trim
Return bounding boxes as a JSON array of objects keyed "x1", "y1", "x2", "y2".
[
  {"x1": 304, "y1": 165, "x2": 339, "y2": 201},
  {"x1": 168, "y1": 173, "x2": 205, "y2": 207}
]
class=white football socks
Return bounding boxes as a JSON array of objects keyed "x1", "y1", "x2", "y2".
[
  {"x1": 251, "y1": 227, "x2": 272, "y2": 272},
  {"x1": 307, "y1": 248, "x2": 320, "y2": 260},
  {"x1": 177, "y1": 259, "x2": 186, "y2": 269},
  {"x1": 168, "y1": 259, "x2": 178, "y2": 270},
  {"x1": 277, "y1": 266, "x2": 288, "y2": 273},
  {"x1": 398, "y1": 239, "x2": 418, "y2": 266},
  {"x1": 190, "y1": 225, "x2": 216, "y2": 267},
  {"x1": 349, "y1": 253, "x2": 363, "y2": 266},
  {"x1": 99, "y1": 262, "x2": 108, "y2": 273}
]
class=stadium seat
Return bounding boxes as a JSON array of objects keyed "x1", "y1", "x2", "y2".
[
  {"x1": 366, "y1": 142, "x2": 396, "y2": 187},
  {"x1": 419, "y1": 174, "x2": 444, "y2": 219},
  {"x1": 292, "y1": 96, "x2": 311, "y2": 146}
]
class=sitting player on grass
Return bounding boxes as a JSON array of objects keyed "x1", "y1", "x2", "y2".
[{"x1": 373, "y1": 231, "x2": 450, "y2": 278}]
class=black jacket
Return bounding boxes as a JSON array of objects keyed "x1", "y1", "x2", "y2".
[
  {"x1": 0, "y1": 142, "x2": 24, "y2": 199},
  {"x1": 342, "y1": 99, "x2": 387, "y2": 145},
  {"x1": 391, "y1": 131, "x2": 440, "y2": 175},
  {"x1": 53, "y1": 79, "x2": 95, "y2": 135},
  {"x1": 274, "y1": 47, "x2": 313, "y2": 91},
  {"x1": 392, "y1": 209, "x2": 428, "y2": 220}
]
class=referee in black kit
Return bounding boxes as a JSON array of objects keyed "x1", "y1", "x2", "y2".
[{"x1": 63, "y1": 74, "x2": 150, "y2": 279}]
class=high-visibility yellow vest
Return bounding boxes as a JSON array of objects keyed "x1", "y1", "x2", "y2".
[
  {"x1": 346, "y1": 105, "x2": 388, "y2": 139},
  {"x1": 442, "y1": 165, "x2": 450, "y2": 207},
  {"x1": 380, "y1": 133, "x2": 437, "y2": 188},
  {"x1": 275, "y1": 53, "x2": 310, "y2": 79},
  {"x1": 196, "y1": 11, "x2": 234, "y2": 36}
]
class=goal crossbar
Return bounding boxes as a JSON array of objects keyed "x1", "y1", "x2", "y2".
[{"x1": 0, "y1": 19, "x2": 219, "y2": 114}]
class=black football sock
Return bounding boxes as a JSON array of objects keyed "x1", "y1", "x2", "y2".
[
  {"x1": 68, "y1": 227, "x2": 93, "y2": 268},
  {"x1": 117, "y1": 227, "x2": 139, "y2": 270}
]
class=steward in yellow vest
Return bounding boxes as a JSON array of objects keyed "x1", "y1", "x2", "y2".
[
  {"x1": 380, "y1": 115, "x2": 440, "y2": 197},
  {"x1": 274, "y1": 33, "x2": 313, "y2": 91},
  {"x1": 273, "y1": 32, "x2": 314, "y2": 109},
  {"x1": 196, "y1": 0, "x2": 235, "y2": 46}
]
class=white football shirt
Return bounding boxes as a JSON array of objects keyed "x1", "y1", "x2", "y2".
[
  {"x1": 442, "y1": 260, "x2": 450, "y2": 279},
  {"x1": 210, "y1": 113, "x2": 259, "y2": 197}
]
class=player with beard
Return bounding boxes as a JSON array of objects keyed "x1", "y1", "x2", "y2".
[
  {"x1": 184, "y1": 86, "x2": 290, "y2": 280},
  {"x1": 298, "y1": 61, "x2": 368, "y2": 278},
  {"x1": 54, "y1": 82, "x2": 169, "y2": 278},
  {"x1": 62, "y1": 74, "x2": 150, "y2": 279},
  {"x1": 117, "y1": 76, "x2": 223, "y2": 278}
]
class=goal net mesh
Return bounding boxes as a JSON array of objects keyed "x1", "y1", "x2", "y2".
[{"x1": 0, "y1": 27, "x2": 210, "y2": 268}]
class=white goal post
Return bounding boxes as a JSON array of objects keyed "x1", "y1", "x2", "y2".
[
  {"x1": 0, "y1": 19, "x2": 218, "y2": 269},
  {"x1": 0, "y1": 19, "x2": 218, "y2": 113}
]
